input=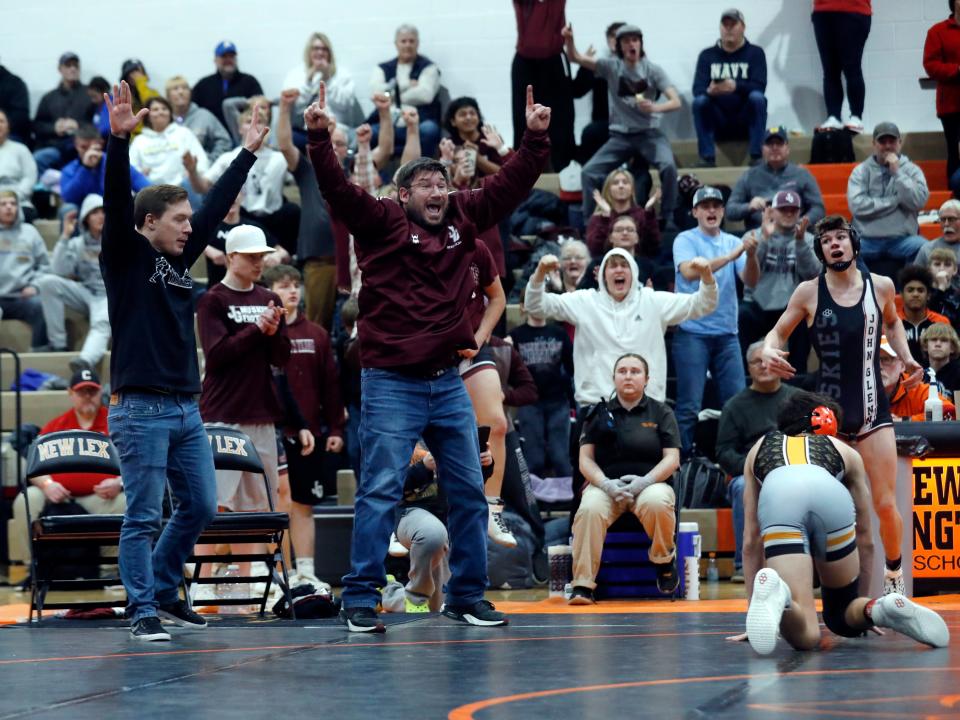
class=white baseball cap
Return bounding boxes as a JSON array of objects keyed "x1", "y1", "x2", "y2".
[{"x1": 224, "y1": 225, "x2": 273, "y2": 254}]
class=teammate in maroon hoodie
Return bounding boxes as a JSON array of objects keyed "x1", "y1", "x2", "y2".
[{"x1": 305, "y1": 82, "x2": 551, "y2": 632}]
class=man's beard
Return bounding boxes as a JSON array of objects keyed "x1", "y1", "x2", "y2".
[{"x1": 405, "y1": 205, "x2": 448, "y2": 232}]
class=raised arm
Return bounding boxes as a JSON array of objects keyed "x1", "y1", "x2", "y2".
[
  {"x1": 562, "y1": 24, "x2": 597, "y2": 71},
  {"x1": 398, "y1": 108, "x2": 421, "y2": 166},
  {"x1": 676, "y1": 233, "x2": 748, "y2": 280},
  {"x1": 655, "y1": 257, "x2": 717, "y2": 325},
  {"x1": 370, "y1": 93, "x2": 394, "y2": 169},
  {"x1": 276, "y1": 89, "x2": 302, "y2": 171},
  {"x1": 761, "y1": 280, "x2": 815, "y2": 378},
  {"x1": 525, "y1": 253, "x2": 585, "y2": 324}
]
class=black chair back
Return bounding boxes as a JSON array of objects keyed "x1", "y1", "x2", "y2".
[{"x1": 25, "y1": 430, "x2": 121, "y2": 479}]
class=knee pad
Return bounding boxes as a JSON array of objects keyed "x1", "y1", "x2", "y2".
[{"x1": 821, "y1": 579, "x2": 864, "y2": 638}]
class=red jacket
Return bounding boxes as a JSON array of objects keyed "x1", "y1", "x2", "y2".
[
  {"x1": 40, "y1": 406, "x2": 116, "y2": 496},
  {"x1": 923, "y1": 18, "x2": 960, "y2": 117}
]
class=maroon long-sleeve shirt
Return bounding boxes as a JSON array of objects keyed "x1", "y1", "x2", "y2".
[
  {"x1": 308, "y1": 126, "x2": 549, "y2": 370},
  {"x1": 284, "y1": 315, "x2": 345, "y2": 438},
  {"x1": 198, "y1": 283, "x2": 291, "y2": 424},
  {"x1": 514, "y1": 0, "x2": 566, "y2": 59}
]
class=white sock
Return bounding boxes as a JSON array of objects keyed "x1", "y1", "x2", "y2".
[
  {"x1": 486, "y1": 495, "x2": 502, "y2": 506},
  {"x1": 296, "y1": 558, "x2": 315, "y2": 577}
]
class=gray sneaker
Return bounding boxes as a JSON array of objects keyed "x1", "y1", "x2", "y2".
[{"x1": 130, "y1": 616, "x2": 171, "y2": 642}]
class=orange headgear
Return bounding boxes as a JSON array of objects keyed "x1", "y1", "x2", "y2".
[{"x1": 811, "y1": 406, "x2": 838, "y2": 436}]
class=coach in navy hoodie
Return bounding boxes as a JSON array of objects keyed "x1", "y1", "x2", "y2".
[{"x1": 691, "y1": 8, "x2": 767, "y2": 166}]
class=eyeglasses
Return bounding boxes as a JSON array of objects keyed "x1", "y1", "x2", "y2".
[
  {"x1": 940, "y1": 215, "x2": 960, "y2": 223},
  {"x1": 747, "y1": 358, "x2": 765, "y2": 367}
]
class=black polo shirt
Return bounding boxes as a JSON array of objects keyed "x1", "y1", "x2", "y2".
[{"x1": 581, "y1": 394, "x2": 680, "y2": 479}]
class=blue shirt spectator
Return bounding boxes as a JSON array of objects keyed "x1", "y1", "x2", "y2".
[
  {"x1": 60, "y1": 151, "x2": 150, "y2": 205},
  {"x1": 674, "y1": 226, "x2": 746, "y2": 335}
]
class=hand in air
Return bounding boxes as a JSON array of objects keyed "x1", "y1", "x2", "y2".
[{"x1": 525, "y1": 85, "x2": 552, "y2": 132}]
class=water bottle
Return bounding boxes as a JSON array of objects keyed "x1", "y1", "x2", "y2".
[
  {"x1": 706, "y1": 553, "x2": 719, "y2": 583},
  {"x1": 925, "y1": 370, "x2": 944, "y2": 422},
  {"x1": 217, "y1": 565, "x2": 255, "y2": 615}
]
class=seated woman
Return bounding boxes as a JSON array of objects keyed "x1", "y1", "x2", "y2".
[
  {"x1": 578, "y1": 215, "x2": 654, "y2": 290},
  {"x1": 569, "y1": 353, "x2": 681, "y2": 604},
  {"x1": 586, "y1": 168, "x2": 660, "y2": 260},
  {"x1": 443, "y1": 96, "x2": 512, "y2": 177},
  {"x1": 129, "y1": 96, "x2": 209, "y2": 205},
  {"x1": 742, "y1": 390, "x2": 949, "y2": 654}
]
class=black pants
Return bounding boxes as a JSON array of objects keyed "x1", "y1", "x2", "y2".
[
  {"x1": 812, "y1": 11, "x2": 871, "y2": 118},
  {"x1": 511, "y1": 53, "x2": 576, "y2": 172},
  {"x1": 941, "y1": 113, "x2": 960, "y2": 190}
]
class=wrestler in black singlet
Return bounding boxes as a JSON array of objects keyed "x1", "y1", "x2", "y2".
[
  {"x1": 753, "y1": 431, "x2": 846, "y2": 485},
  {"x1": 808, "y1": 271, "x2": 892, "y2": 438}
]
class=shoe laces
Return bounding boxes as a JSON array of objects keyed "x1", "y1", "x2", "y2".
[{"x1": 492, "y1": 511, "x2": 511, "y2": 533}]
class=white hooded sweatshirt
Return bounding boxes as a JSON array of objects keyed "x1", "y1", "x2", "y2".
[
  {"x1": 129, "y1": 123, "x2": 209, "y2": 186},
  {"x1": 525, "y1": 247, "x2": 718, "y2": 404}
]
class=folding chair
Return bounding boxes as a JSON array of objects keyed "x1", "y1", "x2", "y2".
[
  {"x1": 22, "y1": 429, "x2": 125, "y2": 620},
  {"x1": 187, "y1": 424, "x2": 294, "y2": 617}
]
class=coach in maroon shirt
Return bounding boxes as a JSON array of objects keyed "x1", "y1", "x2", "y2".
[{"x1": 304, "y1": 83, "x2": 551, "y2": 633}]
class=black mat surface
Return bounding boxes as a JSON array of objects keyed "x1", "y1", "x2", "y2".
[{"x1": 1, "y1": 611, "x2": 957, "y2": 719}]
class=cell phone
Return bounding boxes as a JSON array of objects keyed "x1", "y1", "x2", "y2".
[{"x1": 477, "y1": 425, "x2": 491, "y2": 450}]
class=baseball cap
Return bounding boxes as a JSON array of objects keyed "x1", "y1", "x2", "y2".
[
  {"x1": 70, "y1": 368, "x2": 101, "y2": 391},
  {"x1": 772, "y1": 190, "x2": 801, "y2": 209},
  {"x1": 764, "y1": 125, "x2": 788, "y2": 143},
  {"x1": 615, "y1": 24, "x2": 643, "y2": 41},
  {"x1": 873, "y1": 121, "x2": 900, "y2": 140},
  {"x1": 215, "y1": 41, "x2": 238, "y2": 57},
  {"x1": 59, "y1": 52, "x2": 79, "y2": 66},
  {"x1": 721, "y1": 8, "x2": 745, "y2": 23},
  {"x1": 692, "y1": 186, "x2": 724, "y2": 207},
  {"x1": 225, "y1": 225, "x2": 273, "y2": 254},
  {"x1": 879, "y1": 335, "x2": 897, "y2": 358}
]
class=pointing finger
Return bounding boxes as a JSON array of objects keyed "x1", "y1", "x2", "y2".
[
  {"x1": 526, "y1": 84, "x2": 533, "y2": 109},
  {"x1": 318, "y1": 81, "x2": 326, "y2": 109}
]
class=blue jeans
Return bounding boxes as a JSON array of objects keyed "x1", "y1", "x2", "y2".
[
  {"x1": 692, "y1": 90, "x2": 768, "y2": 160},
  {"x1": 110, "y1": 392, "x2": 218, "y2": 622},
  {"x1": 672, "y1": 330, "x2": 745, "y2": 456},
  {"x1": 343, "y1": 367, "x2": 489, "y2": 609},
  {"x1": 345, "y1": 401, "x2": 361, "y2": 479},
  {"x1": 728, "y1": 474, "x2": 745, "y2": 571},
  {"x1": 370, "y1": 119, "x2": 441, "y2": 161},
  {"x1": 517, "y1": 398, "x2": 572, "y2": 477},
  {"x1": 859, "y1": 234, "x2": 927, "y2": 264}
]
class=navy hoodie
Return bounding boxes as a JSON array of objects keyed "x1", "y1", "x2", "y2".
[{"x1": 692, "y1": 39, "x2": 767, "y2": 100}]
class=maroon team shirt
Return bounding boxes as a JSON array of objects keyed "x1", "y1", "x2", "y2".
[
  {"x1": 285, "y1": 315, "x2": 345, "y2": 438},
  {"x1": 514, "y1": 0, "x2": 566, "y2": 59},
  {"x1": 466, "y1": 242, "x2": 498, "y2": 334},
  {"x1": 198, "y1": 283, "x2": 291, "y2": 424},
  {"x1": 307, "y1": 126, "x2": 549, "y2": 370}
]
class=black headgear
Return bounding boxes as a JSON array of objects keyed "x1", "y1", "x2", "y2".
[{"x1": 813, "y1": 217, "x2": 860, "y2": 272}]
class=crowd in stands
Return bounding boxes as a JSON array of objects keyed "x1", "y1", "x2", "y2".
[{"x1": 4, "y1": 1, "x2": 960, "y2": 604}]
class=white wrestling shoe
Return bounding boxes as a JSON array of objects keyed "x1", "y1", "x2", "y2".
[
  {"x1": 388, "y1": 532, "x2": 409, "y2": 557},
  {"x1": 844, "y1": 115, "x2": 864, "y2": 134},
  {"x1": 487, "y1": 499, "x2": 517, "y2": 548},
  {"x1": 883, "y1": 568, "x2": 905, "y2": 596},
  {"x1": 747, "y1": 568, "x2": 792, "y2": 655},
  {"x1": 871, "y1": 594, "x2": 950, "y2": 648}
]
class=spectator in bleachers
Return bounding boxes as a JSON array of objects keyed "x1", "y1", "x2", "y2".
[
  {"x1": 87, "y1": 76, "x2": 111, "y2": 136},
  {"x1": 511, "y1": 0, "x2": 575, "y2": 172},
  {"x1": 848, "y1": 122, "x2": 930, "y2": 266},
  {"x1": 737, "y1": 191, "x2": 819, "y2": 368},
  {"x1": 526, "y1": 247, "x2": 716, "y2": 410},
  {"x1": 444, "y1": 98, "x2": 513, "y2": 178},
  {"x1": 812, "y1": 0, "x2": 871, "y2": 133},
  {"x1": 559, "y1": 239, "x2": 589, "y2": 293},
  {"x1": 673, "y1": 186, "x2": 759, "y2": 456},
  {"x1": 203, "y1": 192, "x2": 241, "y2": 287},
  {"x1": 130, "y1": 97, "x2": 209, "y2": 203},
  {"x1": 921, "y1": 322, "x2": 960, "y2": 401},
  {"x1": 33, "y1": 52, "x2": 94, "y2": 175},
  {"x1": 0, "y1": 109, "x2": 38, "y2": 222},
  {"x1": 165, "y1": 76, "x2": 232, "y2": 162},
  {"x1": 0, "y1": 190, "x2": 50, "y2": 349},
  {"x1": 923, "y1": 1, "x2": 960, "y2": 192},
  {"x1": 192, "y1": 41, "x2": 264, "y2": 129},
  {"x1": 927, "y1": 248, "x2": 960, "y2": 327},
  {"x1": 585, "y1": 167, "x2": 659, "y2": 259},
  {"x1": 579, "y1": 215, "x2": 654, "y2": 289},
  {"x1": 0, "y1": 61, "x2": 30, "y2": 144},
  {"x1": 896, "y1": 265, "x2": 950, "y2": 363},
  {"x1": 715, "y1": 340, "x2": 799, "y2": 584},
  {"x1": 726, "y1": 127, "x2": 825, "y2": 231},
  {"x1": 59, "y1": 124, "x2": 150, "y2": 207},
  {"x1": 914, "y1": 199, "x2": 960, "y2": 266},
  {"x1": 563, "y1": 23, "x2": 681, "y2": 226},
  {"x1": 572, "y1": 22, "x2": 624, "y2": 164},
  {"x1": 282, "y1": 32, "x2": 360, "y2": 147},
  {"x1": 880, "y1": 334, "x2": 955, "y2": 420},
  {"x1": 691, "y1": 9, "x2": 768, "y2": 167},
  {"x1": 508, "y1": 290, "x2": 574, "y2": 480},
  {"x1": 569, "y1": 353, "x2": 682, "y2": 604},
  {"x1": 34, "y1": 194, "x2": 108, "y2": 371},
  {"x1": 6, "y1": 368, "x2": 125, "y2": 566},
  {"x1": 118, "y1": 60, "x2": 159, "y2": 138},
  {"x1": 195, "y1": 104, "x2": 299, "y2": 256},
  {"x1": 369, "y1": 24, "x2": 442, "y2": 159}
]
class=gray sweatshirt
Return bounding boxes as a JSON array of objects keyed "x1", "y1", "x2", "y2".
[
  {"x1": 50, "y1": 229, "x2": 105, "y2": 295},
  {"x1": 0, "y1": 139, "x2": 37, "y2": 206},
  {"x1": 178, "y1": 102, "x2": 233, "y2": 161},
  {"x1": 727, "y1": 162, "x2": 825, "y2": 230},
  {"x1": 0, "y1": 210, "x2": 50, "y2": 296},
  {"x1": 745, "y1": 229, "x2": 820, "y2": 310},
  {"x1": 848, "y1": 154, "x2": 929, "y2": 239}
]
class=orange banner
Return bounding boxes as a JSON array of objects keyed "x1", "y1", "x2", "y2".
[{"x1": 912, "y1": 458, "x2": 960, "y2": 578}]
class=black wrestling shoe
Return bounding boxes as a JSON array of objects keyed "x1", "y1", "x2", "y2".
[
  {"x1": 340, "y1": 605, "x2": 386, "y2": 633},
  {"x1": 441, "y1": 599, "x2": 509, "y2": 626},
  {"x1": 567, "y1": 586, "x2": 596, "y2": 605},
  {"x1": 655, "y1": 558, "x2": 680, "y2": 595},
  {"x1": 158, "y1": 599, "x2": 208, "y2": 628},
  {"x1": 130, "y1": 616, "x2": 171, "y2": 641}
]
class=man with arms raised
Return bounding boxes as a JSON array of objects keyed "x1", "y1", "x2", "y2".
[
  {"x1": 100, "y1": 81, "x2": 268, "y2": 641},
  {"x1": 304, "y1": 83, "x2": 550, "y2": 632}
]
